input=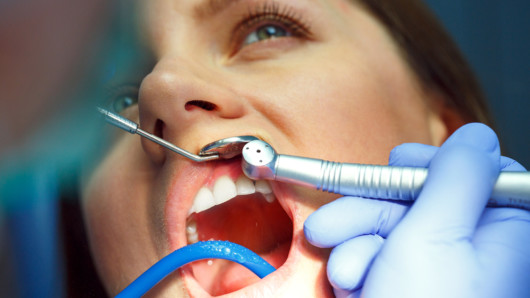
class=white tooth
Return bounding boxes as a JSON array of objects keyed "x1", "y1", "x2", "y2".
[
  {"x1": 187, "y1": 231, "x2": 199, "y2": 244},
  {"x1": 213, "y1": 175, "x2": 237, "y2": 205},
  {"x1": 186, "y1": 220, "x2": 199, "y2": 244},
  {"x1": 265, "y1": 193, "x2": 275, "y2": 203},
  {"x1": 186, "y1": 220, "x2": 197, "y2": 234},
  {"x1": 192, "y1": 187, "x2": 216, "y2": 213},
  {"x1": 236, "y1": 176, "x2": 255, "y2": 195},
  {"x1": 255, "y1": 180, "x2": 272, "y2": 194}
]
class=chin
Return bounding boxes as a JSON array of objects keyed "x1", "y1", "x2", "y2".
[{"x1": 160, "y1": 156, "x2": 334, "y2": 297}]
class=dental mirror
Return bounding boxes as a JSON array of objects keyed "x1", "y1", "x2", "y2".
[
  {"x1": 199, "y1": 136, "x2": 259, "y2": 159},
  {"x1": 98, "y1": 107, "x2": 257, "y2": 162}
]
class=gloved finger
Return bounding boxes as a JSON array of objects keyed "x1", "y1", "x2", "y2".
[
  {"x1": 476, "y1": 208, "x2": 530, "y2": 249},
  {"x1": 304, "y1": 196, "x2": 407, "y2": 247},
  {"x1": 389, "y1": 144, "x2": 526, "y2": 172},
  {"x1": 500, "y1": 156, "x2": 527, "y2": 171},
  {"x1": 397, "y1": 123, "x2": 501, "y2": 235},
  {"x1": 388, "y1": 143, "x2": 436, "y2": 167},
  {"x1": 474, "y1": 207, "x2": 530, "y2": 297},
  {"x1": 327, "y1": 234, "x2": 384, "y2": 292},
  {"x1": 334, "y1": 287, "x2": 362, "y2": 298}
]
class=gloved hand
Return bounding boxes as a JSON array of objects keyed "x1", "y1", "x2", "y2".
[{"x1": 304, "y1": 123, "x2": 530, "y2": 298}]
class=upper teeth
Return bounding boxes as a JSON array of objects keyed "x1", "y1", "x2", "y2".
[{"x1": 189, "y1": 175, "x2": 273, "y2": 214}]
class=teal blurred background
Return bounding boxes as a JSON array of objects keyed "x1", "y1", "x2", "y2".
[{"x1": 425, "y1": 0, "x2": 530, "y2": 168}]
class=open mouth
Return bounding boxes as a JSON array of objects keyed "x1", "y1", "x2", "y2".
[{"x1": 185, "y1": 173, "x2": 293, "y2": 296}]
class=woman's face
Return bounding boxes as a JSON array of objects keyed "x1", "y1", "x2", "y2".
[{"x1": 83, "y1": 0, "x2": 450, "y2": 296}]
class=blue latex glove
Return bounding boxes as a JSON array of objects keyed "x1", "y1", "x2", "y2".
[{"x1": 304, "y1": 123, "x2": 530, "y2": 298}]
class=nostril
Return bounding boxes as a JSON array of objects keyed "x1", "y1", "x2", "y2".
[
  {"x1": 154, "y1": 119, "x2": 165, "y2": 139},
  {"x1": 185, "y1": 100, "x2": 217, "y2": 112}
]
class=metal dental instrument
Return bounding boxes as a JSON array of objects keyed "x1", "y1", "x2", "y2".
[
  {"x1": 199, "y1": 136, "x2": 259, "y2": 158},
  {"x1": 241, "y1": 140, "x2": 530, "y2": 211},
  {"x1": 97, "y1": 107, "x2": 257, "y2": 162}
]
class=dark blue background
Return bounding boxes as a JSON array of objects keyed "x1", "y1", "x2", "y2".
[{"x1": 424, "y1": 0, "x2": 530, "y2": 168}]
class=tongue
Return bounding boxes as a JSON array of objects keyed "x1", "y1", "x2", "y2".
[{"x1": 189, "y1": 194, "x2": 292, "y2": 295}]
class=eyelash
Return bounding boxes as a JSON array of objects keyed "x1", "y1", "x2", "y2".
[{"x1": 232, "y1": 2, "x2": 312, "y2": 49}]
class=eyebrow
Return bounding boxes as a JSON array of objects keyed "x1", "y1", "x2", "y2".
[{"x1": 193, "y1": 0, "x2": 245, "y2": 19}]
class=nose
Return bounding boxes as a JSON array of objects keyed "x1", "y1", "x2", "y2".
[{"x1": 138, "y1": 58, "x2": 247, "y2": 164}]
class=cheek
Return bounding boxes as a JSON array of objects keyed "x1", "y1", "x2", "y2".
[
  {"x1": 81, "y1": 136, "x2": 161, "y2": 293},
  {"x1": 263, "y1": 54, "x2": 431, "y2": 164}
]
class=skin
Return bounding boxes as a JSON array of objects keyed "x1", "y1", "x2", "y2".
[{"x1": 82, "y1": 0, "x2": 459, "y2": 296}]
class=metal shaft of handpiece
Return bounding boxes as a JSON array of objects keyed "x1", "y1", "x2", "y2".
[
  {"x1": 97, "y1": 107, "x2": 218, "y2": 162},
  {"x1": 272, "y1": 154, "x2": 530, "y2": 211}
]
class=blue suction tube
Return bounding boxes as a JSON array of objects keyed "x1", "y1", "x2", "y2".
[{"x1": 115, "y1": 241, "x2": 276, "y2": 298}]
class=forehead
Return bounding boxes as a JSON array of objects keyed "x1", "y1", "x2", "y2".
[
  {"x1": 139, "y1": 0, "x2": 355, "y2": 28},
  {"x1": 142, "y1": 0, "x2": 328, "y2": 15}
]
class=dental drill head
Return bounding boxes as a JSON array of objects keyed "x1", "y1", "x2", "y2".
[{"x1": 242, "y1": 140, "x2": 278, "y2": 180}]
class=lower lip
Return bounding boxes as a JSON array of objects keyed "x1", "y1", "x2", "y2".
[{"x1": 180, "y1": 233, "x2": 303, "y2": 297}]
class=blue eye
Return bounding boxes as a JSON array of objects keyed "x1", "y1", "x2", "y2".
[
  {"x1": 233, "y1": 3, "x2": 312, "y2": 53},
  {"x1": 243, "y1": 24, "x2": 291, "y2": 45},
  {"x1": 112, "y1": 95, "x2": 137, "y2": 113},
  {"x1": 106, "y1": 85, "x2": 139, "y2": 113}
]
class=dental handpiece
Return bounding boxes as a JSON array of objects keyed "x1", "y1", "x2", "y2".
[{"x1": 241, "y1": 140, "x2": 530, "y2": 211}]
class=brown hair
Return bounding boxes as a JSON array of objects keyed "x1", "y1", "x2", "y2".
[{"x1": 356, "y1": 0, "x2": 492, "y2": 126}]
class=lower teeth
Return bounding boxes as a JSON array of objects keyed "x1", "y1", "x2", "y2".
[
  {"x1": 186, "y1": 218, "x2": 199, "y2": 244},
  {"x1": 265, "y1": 194, "x2": 275, "y2": 203}
]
